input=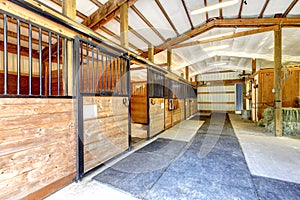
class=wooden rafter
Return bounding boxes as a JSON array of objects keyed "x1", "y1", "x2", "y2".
[
  {"x1": 238, "y1": 0, "x2": 244, "y2": 19},
  {"x1": 131, "y1": 5, "x2": 166, "y2": 41},
  {"x1": 155, "y1": 0, "x2": 180, "y2": 36},
  {"x1": 204, "y1": 0, "x2": 209, "y2": 21},
  {"x1": 283, "y1": 0, "x2": 299, "y2": 17},
  {"x1": 82, "y1": 0, "x2": 137, "y2": 30},
  {"x1": 100, "y1": 26, "x2": 144, "y2": 54},
  {"x1": 259, "y1": 0, "x2": 270, "y2": 18},
  {"x1": 49, "y1": 0, "x2": 87, "y2": 19},
  {"x1": 140, "y1": 17, "x2": 300, "y2": 58},
  {"x1": 181, "y1": 0, "x2": 194, "y2": 29},
  {"x1": 88, "y1": 0, "x2": 152, "y2": 46},
  {"x1": 219, "y1": 0, "x2": 223, "y2": 19},
  {"x1": 172, "y1": 26, "x2": 278, "y2": 49}
]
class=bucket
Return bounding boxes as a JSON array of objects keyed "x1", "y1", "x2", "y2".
[{"x1": 241, "y1": 110, "x2": 251, "y2": 120}]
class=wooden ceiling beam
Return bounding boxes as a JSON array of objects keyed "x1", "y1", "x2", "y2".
[
  {"x1": 155, "y1": 0, "x2": 180, "y2": 36},
  {"x1": 89, "y1": 0, "x2": 152, "y2": 46},
  {"x1": 82, "y1": 0, "x2": 137, "y2": 29},
  {"x1": 172, "y1": 25, "x2": 278, "y2": 49},
  {"x1": 283, "y1": 0, "x2": 299, "y2": 17},
  {"x1": 204, "y1": 0, "x2": 209, "y2": 21},
  {"x1": 131, "y1": 5, "x2": 166, "y2": 41},
  {"x1": 259, "y1": 0, "x2": 270, "y2": 18},
  {"x1": 219, "y1": 0, "x2": 223, "y2": 19},
  {"x1": 140, "y1": 17, "x2": 300, "y2": 58},
  {"x1": 181, "y1": 0, "x2": 194, "y2": 29},
  {"x1": 238, "y1": 0, "x2": 244, "y2": 19}
]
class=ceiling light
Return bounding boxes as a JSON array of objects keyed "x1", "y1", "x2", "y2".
[
  {"x1": 198, "y1": 32, "x2": 233, "y2": 42},
  {"x1": 203, "y1": 45, "x2": 230, "y2": 51},
  {"x1": 191, "y1": 0, "x2": 239, "y2": 15}
]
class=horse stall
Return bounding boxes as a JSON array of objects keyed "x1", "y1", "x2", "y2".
[
  {"x1": 185, "y1": 85, "x2": 198, "y2": 118},
  {"x1": 164, "y1": 77, "x2": 186, "y2": 129},
  {"x1": 0, "y1": 12, "x2": 76, "y2": 199},
  {"x1": 74, "y1": 38, "x2": 130, "y2": 176}
]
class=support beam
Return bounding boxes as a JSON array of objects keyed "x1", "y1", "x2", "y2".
[
  {"x1": 181, "y1": 0, "x2": 194, "y2": 29},
  {"x1": 62, "y1": 0, "x2": 76, "y2": 96},
  {"x1": 148, "y1": 44, "x2": 154, "y2": 62},
  {"x1": 185, "y1": 66, "x2": 189, "y2": 81},
  {"x1": 283, "y1": 0, "x2": 299, "y2": 17},
  {"x1": 274, "y1": 27, "x2": 282, "y2": 137},
  {"x1": 252, "y1": 58, "x2": 256, "y2": 74},
  {"x1": 82, "y1": 0, "x2": 137, "y2": 29},
  {"x1": 204, "y1": 0, "x2": 209, "y2": 21},
  {"x1": 167, "y1": 48, "x2": 172, "y2": 71},
  {"x1": 238, "y1": 0, "x2": 244, "y2": 18},
  {"x1": 140, "y1": 18, "x2": 300, "y2": 58},
  {"x1": 172, "y1": 26, "x2": 278, "y2": 49},
  {"x1": 120, "y1": 2, "x2": 129, "y2": 49},
  {"x1": 259, "y1": 0, "x2": 270, "y2": 18},
  {"x1": 62, "y1": 0, "x2": 77, "y2": 20},
  {"x1": 219, "y1": 0, "x2": 223, "y2": 19},
  {"x1": 52, "y1": 0, "x2": 86, "y2": 19}
]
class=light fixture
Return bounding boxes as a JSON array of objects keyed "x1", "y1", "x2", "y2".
[
  {"x1": 198, "y1": 32, "x2": 233, "y2": 42},
  {"x1": 191, "y1": 0, "x2": 239, "y2": 15},
  {"x1": 203, "y1": 44, "x2": 230, "y2": 51},
  {"x1": 207, "y1": 62, "x2": 228, "y2": 66}
]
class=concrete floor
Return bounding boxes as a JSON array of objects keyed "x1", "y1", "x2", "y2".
[{"x1": 46, "y1": 114, "x2": 300, "y2": 200}]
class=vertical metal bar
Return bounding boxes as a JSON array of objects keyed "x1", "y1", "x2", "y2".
[
  {"x1": 86, "y1": 43, "x2": 89, "y2": 93},
  {"x1": 80, "y1": 42, "x2": 84, "y2": 92},
  {"x1": 146, "y1": 67, "x2": 150, "y2": 139},
  {"x1": 39, "y1": 27, "x2": 43, "y2": 96},
  {"x1": 96, "y1": 48, "x2": 99, "y2": 93},
  {"x1": 110, "y1": 56, "x2": 112, "y2": 91},
  {"x1": 17, "y1": 19, "x2": 21, "y2": 95},
  {"x1": 91, "y1": 47, "x2": 94, "y2": 93},
  {"x1": 3, "y1": 14, "x2": 8, "y2": 95},
  {"x1": 120, "y1": 58, "x2": 123, "y2": 94},
  {"x1": 101, "y1": 53, "x2": 104, "y2": 91},
  {"x1": 126, "y1": 58, "x2": 132, "y2": 148},
  {"x1": 74, "y1": 38, "x2": 84, "y2": 181},
  {"x1": 48, "y1": 32, "x2": 52, "y2": 96},
  {"x1": 105, "y1": 56, "x2": 108, "y2": 91},
  {"x1": 114, "y1": 58, "x2": 117, "y2": 92},
  {"x1": 28, "y1": 24, "x2": 32, "y2": 95},
  {"x1": 63, "y1": 38, "x2": 68, "y2": 96},
  {"x1": 57, "y1": 35, "x2": 60, "y2": 96}
]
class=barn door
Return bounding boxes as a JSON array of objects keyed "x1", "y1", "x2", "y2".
[{"x1": 74, "y1": 37, "x2": 131, "y2": 180}]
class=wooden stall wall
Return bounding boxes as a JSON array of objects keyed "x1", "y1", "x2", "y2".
[
  {"x1": 179, "y1": 99, "x2": 185, "y2": 121},
  {"x1": 83, "y1": 96, "x2": 129, "y2": 173},
  {"x1": 190, "y1": 98, "x2": 198, "y2": 115},
  {"x1": 253, "y1": 68, "x2": 300, "y2": 120},
  {"x1": 0, "y1": 98, "x2": 76, "y2": 200},
  {"x1": 172, "y1": 99, "x2": 181, "y2": 125},
  {"x1": 149, "y1": 98, "x2": 164, "y2": 137},
  {"x1": 186, "y1": 99, "x2": 191, "y2": 118}
]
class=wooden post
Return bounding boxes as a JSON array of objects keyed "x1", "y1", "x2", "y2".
[
  {"x1": 167, "y1": 48, "x2": 172, "y2": 71},
  {"x1": 148, "y1": 44, "x2": 154, "y2": 62},
  {"x1": 62, "y1": 0, "x2": 76, "y2": 96},
  {"x1": 242, "y1": 70, "x2": 247, "y2": 110},
  {"x1": 274, "y1": 27, "x2": 282, "y2": 137},
  {"x1": 120, "y1": 2, "x2": 129, "y2": 48},
  {"x1": 181, "y1": 73, "x2": 184, "y2": 78},
  {"x1": 185, "y1": 66, "x2": 189, "y2": 81},
  {"x1": 62, "y1": 0, "x2": 76, "y2": 20},
  {"x1": 252, "y1": 58, "x2": 256, "y2": 74},
  {"x1": 190, "y1": 77, "x2": 193, "y2": 83},
  {"x1": 194, "y1": 75, "x2": 198, "y2": 85}
]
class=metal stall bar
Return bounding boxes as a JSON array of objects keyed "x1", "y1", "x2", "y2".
[
  {"x1": 91, "y1": 47, "x2": 95, "y2": 93},
  {"x1": 17, "y1": 19, "x2": 21, "y2": 95},
  {"x1": 28, "y1": 24, "x2": 32, "y2": 95},
  {"x1": 57, "y1": 35, "x2": 60, "y2": 96},
  {"x1": 63, "y1": 38, "x2": 68, "y2": 96},
  {"x1": 101, "y1": 53, "x2": 104, "y2": 92},
  {"x1": 126, "y1": 57, "x2": 132, "y2": 148},
  {"x1": 146, "y1": 67, "x2": 150, "y2": 139},
  {"x1": 48, "y1": 32, "x2": 52, "y2": 96},
  {"x1": 86, "y1": 42, "x2": 90, "y2": 93},
  {"x1": 74, "y1": 38, "x2": 84, "y2": 181},
  {"x1": 3, "y1": 14, "x2": 8, "y2": 95},
  {"x1": 109, "y1": 56, "x2": 112, "y2": 91},
  {"x1": 39, "y1": 28, "x2": 43, "y2": 96}
]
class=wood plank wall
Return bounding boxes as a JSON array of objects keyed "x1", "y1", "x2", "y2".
[
  {"x1": 164, "y1": 99, "x2": 172, "y2": 129},
  {"x1": 253, "y1": 68, "x2": 300, "y2": 120},
  {"x1": 83, "y1": 96, "x2": 129, "y2": 173},
  {"x1": 149, "y1": 98, "x2": 164, "y2": 137},
  {"x1": 131, "y1": 96, "x2": 147, "y2": 124},
  {"x1": 0, "y1": 98, "x2": 76, "y2": 199},
  {"x1": 179, "y1": 99, "x2": 185, "y2": 121}
]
